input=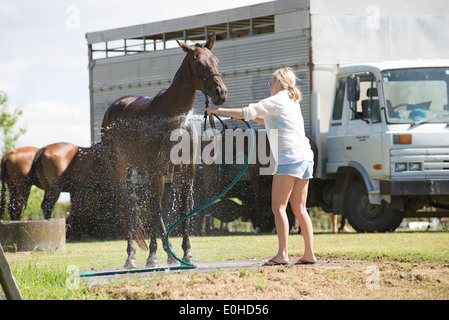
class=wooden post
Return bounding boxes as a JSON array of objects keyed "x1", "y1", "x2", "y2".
[{"x1": 0, "y1": 245, "x2": 22, "y2": 300}]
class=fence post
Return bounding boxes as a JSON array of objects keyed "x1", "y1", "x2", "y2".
[{"x1": 0, "y1": 245, "x2": 22, "y2": 300}]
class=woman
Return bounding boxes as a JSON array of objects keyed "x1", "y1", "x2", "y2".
[{"x1": 206, "y1": 67, "x2": 316, "y2": 265}]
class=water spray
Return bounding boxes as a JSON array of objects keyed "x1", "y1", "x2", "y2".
[{"x1": 80, "y1": 120, "x2": 254, "y2": 277}]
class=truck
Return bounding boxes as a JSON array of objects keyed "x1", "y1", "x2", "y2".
[
  {"x1": 86, "y1": 0, "x2": 449, "y2": 233},
  {"x1": 326, "y1": 60, "x2": 449, "y2": 232}
]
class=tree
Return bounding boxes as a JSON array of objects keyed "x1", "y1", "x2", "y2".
[{"x1": 0, "y1": 91, "x2": 27, "y2": 154}]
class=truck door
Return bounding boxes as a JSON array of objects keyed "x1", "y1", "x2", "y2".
[
  {"x1": 333, "y1": 73, "x2": 404, "y2": 232},
  {"x1": 344, "y1": 74, "x2": 385, "y2": 182}
]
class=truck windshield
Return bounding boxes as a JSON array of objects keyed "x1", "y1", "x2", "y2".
[{"x1": 382, "y1": 67, "x2": 449, "y2": 124}]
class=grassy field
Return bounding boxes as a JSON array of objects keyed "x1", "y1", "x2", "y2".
[{"x1": 2, "y1": 230, "x2": 449, "y2": 300}]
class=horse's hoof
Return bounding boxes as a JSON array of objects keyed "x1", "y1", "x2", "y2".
[
  {"x1": 182, "y1": 254, "x2": 194, "y2": 265},
  {"x1": 123, "y1": 258, "x2": 138, "y2": 269},
  {"x1": 167, "y1": 255, "x2": 179, "y2": 266},
  {"x1": 145, "y1": 258, "x2": 159, "y2": 268}
]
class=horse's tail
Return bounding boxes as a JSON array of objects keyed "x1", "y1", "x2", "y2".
[
  {"x1": 0, "y1": 157, "x2": 8, "y2": 219},
  {"x1": 125, "y1": 207, "x2": 148, "y2": 251},
  {"x1": 29, "y1": 147, "x2": 45, "y2": 187},
  {"x1": 131, "y1": 216, "x2": 148, "y2": 251}
]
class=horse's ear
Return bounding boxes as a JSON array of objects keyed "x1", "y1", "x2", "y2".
[
  {"x1": 177, "y1": 40, "x2": 194, "y2": 54},
  {"x1": 204, "y1": 33, "x2": 216, "y2": 50}
]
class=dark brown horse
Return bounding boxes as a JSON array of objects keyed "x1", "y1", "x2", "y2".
[
  {"x1": 101, "y1": 33, "x2": 227, "y2": 268},
  {"x1": 1, "y1": 146, "x2": 39, "y2": 220}
]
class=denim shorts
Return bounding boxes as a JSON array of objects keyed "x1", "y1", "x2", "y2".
[{"x1": 274, "y1": 160, "x2": 314, "y2": 179}]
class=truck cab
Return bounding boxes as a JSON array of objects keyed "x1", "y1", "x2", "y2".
[{"x1": 326, "y1": 60, "x2": 449, "y2": 232}]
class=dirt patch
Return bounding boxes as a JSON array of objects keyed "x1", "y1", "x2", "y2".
[{"x1": 88, "y1": 258, "x2": 449, "y2": 300}]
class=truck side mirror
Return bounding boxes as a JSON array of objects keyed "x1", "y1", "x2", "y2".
[{"x1": 347, "y1": 74, "x2": 360, "y2": 102}]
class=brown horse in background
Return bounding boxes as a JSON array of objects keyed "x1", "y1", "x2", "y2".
[
  {"x1": 101, "y1": 33, "x2": 227, "y2": 268},
  {"x1": 33, "y1": 142, "x2": 111, "y2": 220},
  {"x1": 1, "y1": 142, "x2": 110, "y2": 221},
  {"x1": 1, "y1": 146, "x2": 39, "y2": 220}
]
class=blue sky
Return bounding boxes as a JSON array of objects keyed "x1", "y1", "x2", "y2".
[{"x1": 0, "y1": 0, "x2": 271, "y2": 148}]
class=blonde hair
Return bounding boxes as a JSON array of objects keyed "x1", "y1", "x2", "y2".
[{"x1": 273, "y1": 67, "x2": 302, "y2": 101}]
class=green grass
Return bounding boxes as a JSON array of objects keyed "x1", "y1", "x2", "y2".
[{"x1": 2, "y1": 230, "x2": 449, "y2": 299}]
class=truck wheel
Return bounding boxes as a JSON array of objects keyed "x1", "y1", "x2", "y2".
[{"x1": 344, "y1": 180, "x2": 403, "y2": 232}]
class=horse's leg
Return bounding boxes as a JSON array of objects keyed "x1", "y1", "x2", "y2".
[
  {"x1": 174, "y1": 165, "x2": 195, "y2": 264},
  {"x1": 41, "y1": 186, "x2": 62, "y2": 220},
  {"x1": 145, "y1": 175, "x2": 177, "y2": 267},
  {"x1": 7, "y1": 185, "x2": 21, "y2": 220},
  {"x1": 145, "y1": 175, "x2": 163, "y2": 267},
  {"x1": 123, "y1": 203, "x2": 138, "y2": 268},
  {"x1": 113, "y1": 181, "x2": 139, "y2": 268},
  {"x1": 13, "y1": 184, "x2": 32, "y2": 221},
  {"x1": 118, "y1": 171, "x2": 139, "y2": 269},
  {"x1": 145, "y1": 175, "x2": 162, "y2": 267},
  {"x1": 104, "y1": 149, "x2": 138, "y2": 268},
  {"x1": 124, "y1": 168, "x2": 147, "y2": 267}
]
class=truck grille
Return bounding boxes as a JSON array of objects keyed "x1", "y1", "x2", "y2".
[{"x1": 391, "y1": 148, "x2": 449, "y2": 178}]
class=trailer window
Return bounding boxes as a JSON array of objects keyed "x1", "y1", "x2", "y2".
[{"x1": 90, "y1": 15, "x2": 275, "y2": 60}]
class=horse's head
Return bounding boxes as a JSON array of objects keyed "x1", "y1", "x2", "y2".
[{"x1": 176, "y1": 33, "x2": 227, "y2": 105}]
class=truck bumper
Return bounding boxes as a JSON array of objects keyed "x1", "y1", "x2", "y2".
[{"x1": 380, "y1": 179, "x2": 449, "y2": 196}]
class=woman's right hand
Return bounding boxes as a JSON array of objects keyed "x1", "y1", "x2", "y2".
[{"x1": 205, "y1": 107, "x2": 219, "y2": 116}]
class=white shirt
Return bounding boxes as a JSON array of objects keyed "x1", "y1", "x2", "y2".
[{"x1": 243, "y1": 90, "x2": 314, "y2": 165}]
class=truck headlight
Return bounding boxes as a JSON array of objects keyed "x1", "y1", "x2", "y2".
[
  {"x1": 409, "y1": 162, "x2": 422, "y2": 171},
  {"x1": 395, "y1": 163, "x2": 407, "y2": 172}
]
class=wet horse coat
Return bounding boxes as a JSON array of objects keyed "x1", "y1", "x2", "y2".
[{"x1": 101, "y1": 34, "x2": 227, "y2": 268}]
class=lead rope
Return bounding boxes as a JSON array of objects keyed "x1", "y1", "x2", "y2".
[
  {"x1": 166, "y1": 118, "x2": 255, "y2": 268},
  {"x1": 203, "y1": 93, "x2": 225, "y2": 135}
]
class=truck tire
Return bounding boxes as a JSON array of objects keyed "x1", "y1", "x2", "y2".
[{"x1": 344, "y1": 180, "x2": 403, "y2": 232}]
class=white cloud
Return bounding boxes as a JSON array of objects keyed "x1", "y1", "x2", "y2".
[
  {"x1": 0, "y1": 59, "x2": 29, "y2": 93},
  {"x1": 0, "y1": 0, "x2": 20, "y2": 18},
  {"x1": 30, "y1": 46, "x2": 86, "y2": 70},
  {"x1": 0, "y1": 0, "x2": 11, "y2": 13},
  {"x1": 17, "y1": 100, "x2": 90, "y2": 148}
]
